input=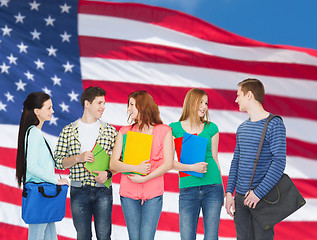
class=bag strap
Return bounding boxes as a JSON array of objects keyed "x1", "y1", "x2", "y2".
[
  {"x1": 23, "y1": 127, "x2": 32, "y2": 186},
  {"x1": 23, "y1": 126, "x2": 60, "y2": 186},
  {"x1": 248, "y1": 114, "x2": 282, "y2": 191}
]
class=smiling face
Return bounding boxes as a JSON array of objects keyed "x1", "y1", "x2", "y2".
[
  {"x1": 235, "y1": 86, "x2": 249, "y2": 112},
  {"x1": 34, "y1": 99, "x2": 54, "y2": 123},
  {"x1": 127, "y1": 97, "x2": 139, "y2": 121},
  {"x1": 86, "y1": 95, "x2": 106, "y2": 119},
  {"x1": 197, "y1": 95, "x2": 208, "y2": 118}
]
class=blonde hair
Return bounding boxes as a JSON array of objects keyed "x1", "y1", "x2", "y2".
[{"x1": 179, "y1": 88, "x2": 210, "y2": 126}]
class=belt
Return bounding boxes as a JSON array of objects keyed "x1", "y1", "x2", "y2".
[{"x1": 70, "y1": 180, "x2": 107, "y2": 188}]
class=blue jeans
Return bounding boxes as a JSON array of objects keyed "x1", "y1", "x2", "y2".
[
  {"x1": 234, "y1": 193, "x2": 274, "y2": 240},
  {"x1": 179, "y1": 184, "x2": 223, "y2": 240},
  {"x1": 28, "y1": 223, "x2": 57, "y2": 240},
  {"x1": 70, "y1": 185, "x2": 113, "y2": 240},
  {"x1": 120, "y1": 195, "x2": 163, "y2": 240}
]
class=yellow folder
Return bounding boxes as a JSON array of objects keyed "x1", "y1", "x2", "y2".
[
  {"x1": 122, "y1": 131, "x2": 153, "y2": 175},
  {"x1": 84, "y1": 142, "x2": 111, "y2": 188}
]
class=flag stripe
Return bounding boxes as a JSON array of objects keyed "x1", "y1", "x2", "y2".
[
  {"x1": 80, "y1": 58, "x2": 317, "y2": 101},
  {"x1": 77, "y1": 1, "x2": 317, "y2": 62},
  {"x1": 83, "y1": 80, "x2": 317, "y2": 121},
  {"x1": 79, "y1": 36, "x2": 317, "y2": 82}
]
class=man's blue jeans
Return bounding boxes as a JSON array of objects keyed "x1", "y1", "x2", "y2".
[
  {"x1": 70, "y1": 185, "x2": 113, "y2": 240},
  {"x1": 179, "y1": 184, "x2": 223, "y2": 240},
  {"x1": 234, "y1": 193, "x2": 274, "y2": 240},
  {"x1": 120, "y1": 195, "x2": 163, "y2": 240}
]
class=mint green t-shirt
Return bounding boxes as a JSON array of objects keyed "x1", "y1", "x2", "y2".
[{"x1": 169, "y1": 121, "x2": 222, "y2": 189}]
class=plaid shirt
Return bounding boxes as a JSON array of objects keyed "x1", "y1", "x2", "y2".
[{"x1": 54, "y1": 119, "x2": 117, "y2": 186}]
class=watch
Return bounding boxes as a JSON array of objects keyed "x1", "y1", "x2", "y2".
[{"x1": 106, "y1": 170, "x2": 112, "y2": 179}]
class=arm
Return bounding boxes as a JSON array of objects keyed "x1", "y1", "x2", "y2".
[
  {"x1": 27, "y1": 129, "x2": 57, "y2": 184},
  {"x1": 211, "y1": 133, "x2": 225, "y2": 198},
  {"x1": 253, "y1": 118, "x2": 286, "y2": 199},
  {"x1": 128, "y1": 130, "x2": 174, "y2": 183},
  {"x1": 54, "y1": 126, "x2": 94, "y2": 169},
  {"x1": 109, "y1": 131, "x2": 149, "y2": 174}
]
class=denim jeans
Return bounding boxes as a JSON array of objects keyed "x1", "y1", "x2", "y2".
[
  {"x1": 120, "y1": 195, "x2": 163, "y2": 240},
  {"x1": 28, "y1": 223, "x2": 57, "y2": 240},
  {"x1": 179, "y1": 184, "x2": 223, "y2": 240},
  {"x1": 70, "y1": 185, "x2": 113, "y2": 240},
  {"x1": 234, "y1": 193, "x2": 274, "y2": 240}
]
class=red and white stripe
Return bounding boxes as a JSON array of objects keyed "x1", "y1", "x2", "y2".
[{"x1": 1, "y1": 0, "x2": 317, "y2": 239}]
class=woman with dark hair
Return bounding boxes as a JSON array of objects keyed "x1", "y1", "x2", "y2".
[
  {"x1": 170, "y1": 88, "x2": 224, "y2": 240},
  {"x1": 110, "y1": 90, "x2": 173, "y2": 240},
  {"x1": 16, "y1": 92, "x2": 68, "y2": 240}
]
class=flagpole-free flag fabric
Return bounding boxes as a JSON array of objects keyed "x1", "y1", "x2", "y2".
[{"x1": 1, "y1": 0, "x2": 317, "y2": 239}]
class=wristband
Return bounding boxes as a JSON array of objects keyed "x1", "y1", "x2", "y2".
[{"x1": 106, "y1": 169, "x2": 112, "y2": 179}]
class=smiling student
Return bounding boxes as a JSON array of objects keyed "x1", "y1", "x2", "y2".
[
  {"x1": 54, "y1": 87, "x2": 117, "y2": 240},
  {"x1": 110, "y1": 90, "x2": 173, "y2": 240},
  {"x1": 16, "y1": 92, "x2": 69, "y2": 240},
  {"x1": 169, "y1": 88, "x2": 224, "y2": 240}
]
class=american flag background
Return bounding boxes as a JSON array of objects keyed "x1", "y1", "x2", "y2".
[{"x1": 1, "y1": 0, "x2": 317, "y2": 239}]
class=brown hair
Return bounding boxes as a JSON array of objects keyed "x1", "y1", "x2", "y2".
[
  {"x1": 238, "y1": 78, "x2": 265, "y2": 104},
  {"x1": 128, "y1": 90, "x2": 163, "y2": 130},
  {"x1": 16, "y1": 92, "x2": 51, "y2": 188},
  {"x1": 179, "y1": 88, "x2": 210, "y2": 126},
  {"x1": 81, "y1": 86, "x2": 106, "y2": 108}
]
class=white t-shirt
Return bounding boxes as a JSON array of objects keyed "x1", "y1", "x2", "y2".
[{"x1": 78, "y1": 120, "x2": 100, "y2": 153}]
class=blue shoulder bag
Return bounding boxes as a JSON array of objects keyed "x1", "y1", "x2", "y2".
[{"x1": 21, "y1": 127, "x2": 68, "y2": 224}]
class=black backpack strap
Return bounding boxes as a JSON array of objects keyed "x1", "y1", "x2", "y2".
[{"x1": 248, "y1": 114, "x2": 282, "y2": 191}]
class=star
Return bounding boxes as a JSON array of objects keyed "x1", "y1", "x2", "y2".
[
  {"x1": 17, "y1": 42, "x2": 28, "y2": 53},
  {"x1": 7, "y1": 54, "x2": 18, "y2": 65},
  {"x1": 24, "y1": 71, "x2": 34, "y2": 81},
  {"x1": 15, "y1": 79, "x2": 27, "y2": 91},
  {"x1": 46, "y1": 45, "x2": 57, "y2": 56},
  {"x1": 44, "y1": 15, "x2": 55, "y2": 26},
  {"x1": 59, "y1": 102, "x2": 70, "y2": 112},
  {"x1": 30, "y1": 29, "x2": 41, "y2": 40},
  {"x1": 0, "y1": 62, "x2": 10, "y2": 74},
  {"x1": 0, "y1": 101, "x2": 7, "y2": 112},
  {"x1": 68, "y1": 90, "x2": 79, "y2": 102},
  {"x1": 4, "y1": 92, "x2": 14, "y2": 102},
  {"x1": 1, "y1": 25, "x2": 12, "y2": 37},
  {"x1": 60, "y1": 3, "x2": 71, "y2": 13},
  {"x1": 49, "y1": 114, "x2": 58, "y2": 126},
  {"x1": 29, "y1": 0, "x2": 40, "y2": 11},
  {"x1": 15, "y1": 12, "x2": 25, "y2": 23},
  {"x1": 34, "y1": 59, "x2": 45, "y2": 70},
  {"x1": 42, "y1": 87, "x2": 52, "y2": 96},
  {"x1": 60, "y1": 31, "x2": 71, "y2": 42},
  {"x1": 63, "y1": 61, "x2": 74, "y2": 73},
  {"x1": 0, "y1": 0, "x2": 9, "y2": 7},
  {"x1": 51, "y1": 75, "x2": 62, "y2": 86}
]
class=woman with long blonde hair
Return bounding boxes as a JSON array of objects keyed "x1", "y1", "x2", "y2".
[{"x1": 170, "y1": 88, "x2": 224, "y2": 240}]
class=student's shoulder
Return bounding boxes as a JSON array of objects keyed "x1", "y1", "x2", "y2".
[
  {"x1": 169, "y1": 121, "x2": 181, "y2": 129},
  {"x1": 99, "y1": 120, "x2": 118, "y2": 136},
  {"x1": 204, "y1": 121, "x2": 219, "y2": 135}
]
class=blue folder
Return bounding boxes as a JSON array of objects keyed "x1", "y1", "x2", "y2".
[{"x1": 180, "y1": 132, "x2": 208, "y2": 178}]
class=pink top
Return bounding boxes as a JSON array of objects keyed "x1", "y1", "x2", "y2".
[{"x1": 119, "y1": 124, "x2": 171, "y2": 201}]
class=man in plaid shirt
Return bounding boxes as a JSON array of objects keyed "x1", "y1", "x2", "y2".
[{"x1": 54, "y1": 87, "x2": 117, "y2": 240}]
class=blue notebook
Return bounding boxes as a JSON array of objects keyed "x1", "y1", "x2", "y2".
[{"x1": 180, "y1": 132, "x2": 208, "y2": 178}]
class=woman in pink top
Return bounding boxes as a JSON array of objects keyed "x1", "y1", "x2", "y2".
[{"x1": 110, "y1": 90, "x2": 173, "y2": 240}]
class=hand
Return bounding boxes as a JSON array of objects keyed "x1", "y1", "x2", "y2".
[
  {"x1": 127, "y1": 174, "x2": 147, "y2": 183},
  {"x1": 93, "y1": 171, "x2": 108, "y2": 184},
  {"x1": 57, "y1": 178, "x2": 69, "y2": 186},
  {"x1": 78, "y1": 151, "x2": 94, "y2": 163},
  {"x1": 137, "y1": 159, "x2": 151, "y2": 175},
  {"x1": 225, "y1": 192, "x2": 235, "y2": 218},
  {"x1": 244, "y1": 190, "x2": 260, "y2": 209},
  {"x1": 190, "y1": 162, "x2": 208, "y2": 173}
]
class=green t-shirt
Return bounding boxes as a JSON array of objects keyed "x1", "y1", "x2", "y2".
[{"x1": 169, "y1": 121, "x2": 222, "y2": 188}]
